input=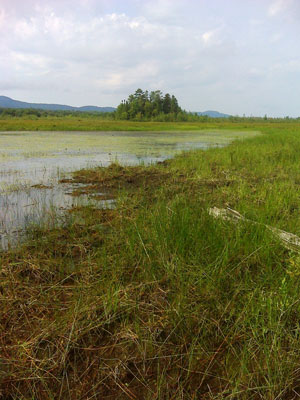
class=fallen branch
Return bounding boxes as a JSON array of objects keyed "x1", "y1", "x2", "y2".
[{"x1": 209, "y1": 207, "x2": 300, "y2": 252}]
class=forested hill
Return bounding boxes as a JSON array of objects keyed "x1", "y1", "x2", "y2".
[
  {"x1": 0, "y1": 96, "x2": 115, "y2": 113},
  {"x1": 115, "y1": 89, "x2": 231, "y2": 120},
  {"x1": 0, "y1": 94, "x2": 231, "y2": 119},
  {"x1": 115, "y1": 89, "x2": 183, "y2": 120},
  {"x1": 195, "y1": 110, "x2": 230, "y2": 118}
]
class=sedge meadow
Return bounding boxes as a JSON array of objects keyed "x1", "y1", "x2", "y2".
[
  {"x1": 1, "y1": 118, "x2": 300, "y2": 398},
  {"x1": 2, "y1": 0, "x2": 300, "y2": 396}
]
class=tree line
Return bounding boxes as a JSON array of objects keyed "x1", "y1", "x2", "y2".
[
  {"x1": 0, "y1": 108, "x2": 113, "y2": 119},
  {"x1": 1, "y1": 91, "x2": 298, "y2": 122}
]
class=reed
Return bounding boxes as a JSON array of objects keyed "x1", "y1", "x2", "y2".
[{"x1": 1, "y1": 122, "x2": 300, "y2": 398}]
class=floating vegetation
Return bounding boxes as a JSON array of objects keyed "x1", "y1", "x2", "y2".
[{"x1": 0, "y1": 129, "x2": 256, "y2": 248}]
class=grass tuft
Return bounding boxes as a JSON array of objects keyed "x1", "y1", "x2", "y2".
[{"x1": 2, "y1": 122, "x2": 300, "y2": 398}]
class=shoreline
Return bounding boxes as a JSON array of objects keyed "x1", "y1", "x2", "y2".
[
  {"x1": 2, "y1": 122, "x2": 300, "y2": 398},
  {"x1": 1, "y1": 117, "x2": 299, "y2": 132}
]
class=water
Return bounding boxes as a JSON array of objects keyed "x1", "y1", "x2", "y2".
[{"x1": 0, "y1": 130, "x2": 258, "y2": 248}]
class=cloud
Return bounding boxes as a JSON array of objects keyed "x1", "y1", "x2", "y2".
[
  {"x1": 0, "y1": 3, "x2": 229, "y2": 102},
  {"x1": 247, "y1": 68, "x2": 265, "y2": 79},
  {"x1": 268, "y1": 0, "x2": 300, "y2": 19},
  {"x1": 0, "y1": 0, "x2": 299, "y2": 116},
  {"x1": 268, "y1": 0, "x2": 289, "y2": 16},
  {"x1": 270, "y1": 33, "x2": 282, "y2": 43},
  {"x1": 202, "y1": 30, "x2": 214, "y2": 44},
  {"x1": 271, "y1": 59, "x2": 300, "y2": 74},
  {"x1": 0, "y1": 8, "x2": 5, "y2": 26},
  {"x1": 201, "y1": 27, "x2": 224, "y2": 46},
  {"x1": 140, "y1": 0, "x2": 187, "y2": 23}
]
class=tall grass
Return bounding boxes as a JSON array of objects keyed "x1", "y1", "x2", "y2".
[
  {"x1": 1, "y1": 123, "x2": 300, "y2": 398},
  {"x1": 0, "y1": 116, "x2": 299, "y2": 132}
]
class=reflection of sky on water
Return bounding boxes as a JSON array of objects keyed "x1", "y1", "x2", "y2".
[
  {"x1": 0, "y1": 130, "x2": 256, "y2": 249},
  {"x1": 0, "y1": 185, "x2": 114, "y2": 249}
]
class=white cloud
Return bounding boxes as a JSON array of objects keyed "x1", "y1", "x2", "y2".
[
  {"x1": 202, "y1": 30, "x2": 214, "y2": 44},
  {"x1": 14, "y1": 18, "x2": 38, "y2": 38},
  {"x1": 268, "y1": 0, "x2": 296, "y2": 17},
  {"x1": 201, "y1": 27, "x2": 223, "y2": 46},
  {"x1": 97, "y1": 61, "x2": 159, "y2": 89},
  {"x1": 0, "y1": 0, "x2": 299, "y2": 116},
  {"x1": 1, "y1": 6, "x2": 228, "y2": 95},
  {"x1": 270, "y1": 33, "x2": 282, "y2": 43},
  {"x1": 271, "y1": 59, "x2": 300, "y2": 73},
  {"x1": 141, "y1": 0, "x2": 185, "y2": 22},
  {"x1": 0, "y1": 8, "x2": 5, "y2": 27},
  {"x1": 248, "y1": 68, "x2": 265, "y2": 78},
  {"x1": 249, "y1": 19, "x2": 263, "y2": 26}
]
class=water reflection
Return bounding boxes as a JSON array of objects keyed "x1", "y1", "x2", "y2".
[{"x1": 0, "y1": 130, "x2": 248, "y2": 248}]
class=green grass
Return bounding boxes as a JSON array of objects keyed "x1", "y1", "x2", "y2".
[
  {"x1": 0, "y1": 129, "x2": 259, "y2": 163},
  {"x1": 2, "y1": 122, "x2": 300, "y2": 398},
  {"x1": 0, "y1": 116, "x2": 230, "y2": 131},
  {"x1": 0, "y1": 115, "x2": 298, "y2": 131}
]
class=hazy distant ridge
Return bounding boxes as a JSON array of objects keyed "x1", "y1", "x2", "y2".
[
  {"x1": 0, "y1": 96, "x2": 116, "y2": 113},
  {"x1": 0, "y1": 96, "x2": 230, "y2": 117},
  {"x1": 194, "y1": 110, "x2": 231, "y2": 118}
]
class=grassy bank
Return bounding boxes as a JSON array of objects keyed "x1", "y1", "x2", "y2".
[
  {"x1": 2, "y1": 123, "x2": 300, "y2": 398},
  {"x1": 0, "y1": 115, "x2": 299, "y2": 131},
  {"x1": 1, "y1": 116, "x2": 229, "y2": 131}
]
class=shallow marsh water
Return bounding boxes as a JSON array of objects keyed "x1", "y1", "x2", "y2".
[{"x1": 0, "y1": 130, "x2": 258, "y2": 248}]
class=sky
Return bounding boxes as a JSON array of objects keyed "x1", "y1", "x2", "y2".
[{"x1": 0, "y1": 0, "x2": 299, "y2": 117}]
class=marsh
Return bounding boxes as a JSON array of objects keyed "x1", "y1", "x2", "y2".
[{"x1": 0, "y1": 129, "x2": 257, "y2": 247}]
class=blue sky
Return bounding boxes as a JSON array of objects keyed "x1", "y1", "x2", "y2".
[{"x1": 0, "y1": 0, "x2": 299, "y2": 116}]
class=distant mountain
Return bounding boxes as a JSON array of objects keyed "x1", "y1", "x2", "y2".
[
  {"x1": 0, "y1": 96, "x2": 231, "y2": 118},
  {"x1": 0, "y1": 96, "x2": 116, "y2": 113},
  {"x1": 194, "y1": 110, "x2": 231, "y2": 118}
]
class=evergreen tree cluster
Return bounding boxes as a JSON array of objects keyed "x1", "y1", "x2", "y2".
[{"x1": 115, "y1": 89, "x2": 183, "y2": 120}]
